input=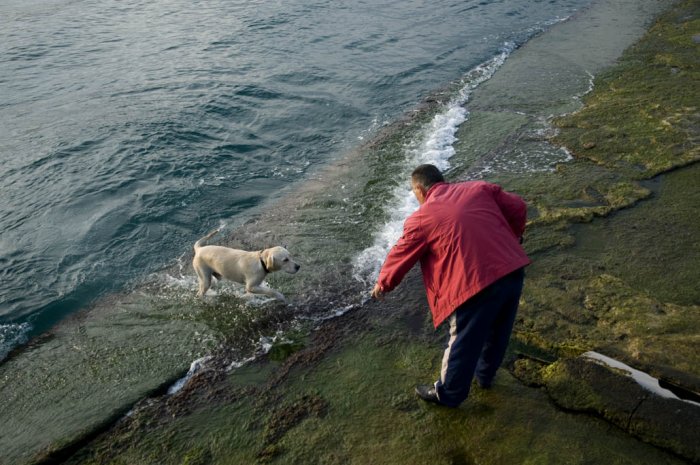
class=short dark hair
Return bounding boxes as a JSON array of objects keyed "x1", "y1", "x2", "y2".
[{"x1": 411, "y1": 164, "x2": 445, "y2": 190}]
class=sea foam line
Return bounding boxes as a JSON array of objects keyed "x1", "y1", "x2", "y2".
[
  {"x1": 353, "y1": 43, "x2": 516, "y2": 284},
  {"x1": 167, "y1": 356, "x2": 213, "y2": 395}
]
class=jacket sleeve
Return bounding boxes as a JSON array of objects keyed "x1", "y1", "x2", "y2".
[
  {"x1": 491, "y1": 184, "x2": 527, "y2": 238},
  {"x1": 377, "y1": 214, "x2": 428, "y2": 292}
]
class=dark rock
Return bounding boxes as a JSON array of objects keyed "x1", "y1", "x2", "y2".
[
  {"x1": 542, "y1": 356, "x2": 700, "y2": 463},
  {"x1": 632, "y1": 396, "x2": 700, "y2": 463}
]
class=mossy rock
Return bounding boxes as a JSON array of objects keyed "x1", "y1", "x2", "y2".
[
  {"x1": 542, "y1": 357, "x2": 645, "y2": 420},
  {"x1": 553, "y1": 0, "x2": 700, "y2": 178},
  {"x1": 541, "y1": 356, "x2": 700, "y2": 463}
]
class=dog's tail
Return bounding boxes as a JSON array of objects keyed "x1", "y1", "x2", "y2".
[{"x1": 194, "y1": 229, "x2": 220, "y2": 251}]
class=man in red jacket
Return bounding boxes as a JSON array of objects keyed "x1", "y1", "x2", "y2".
[{"x1": 371, "y1": 164, "x2": 530, "y2": 407}]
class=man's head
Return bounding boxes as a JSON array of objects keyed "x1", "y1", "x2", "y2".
[{"x1": 411, "y1": 164, "x2": 444, "y2": 205}]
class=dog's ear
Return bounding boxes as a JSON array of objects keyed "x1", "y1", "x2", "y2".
[{"x1": 263, "y1": 249, "x2": 276, "y2": 272}]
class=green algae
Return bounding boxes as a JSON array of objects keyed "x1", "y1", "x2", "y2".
[
  {"x1": 64, "y1": 318, "x2": 689, "y2": 465},
  {"x1": 517, "y1": 180, "x2": 700, "y2": 381},
  {"x1": 584, "y1": 274, "x2": 699, "y2": 378},
  {"x1": 552, "y1": 0, "x2": 700, "y2": 178},
  {"x1": 575, "y1": 163, "x2": 700, "y2": 307}
]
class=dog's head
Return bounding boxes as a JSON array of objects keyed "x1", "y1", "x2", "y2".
[{"x1": 262, "y1": 246, "x2": 301, "y2": 274}]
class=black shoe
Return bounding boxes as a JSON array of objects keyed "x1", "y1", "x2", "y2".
[
  {"x1": 415, "y1": 384, "x2": 443, "y2": 405},
  {"x1": 476, "y1": 379, "x2": 492, "y2": 389}
]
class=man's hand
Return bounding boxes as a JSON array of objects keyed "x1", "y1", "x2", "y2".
[{"x1": 371, "y1": 283, "x2": 385, "y2": 301}]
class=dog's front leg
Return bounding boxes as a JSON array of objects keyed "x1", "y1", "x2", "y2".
[{"x1": 246, "y1": 284, "x2": 286, "y2": 303}]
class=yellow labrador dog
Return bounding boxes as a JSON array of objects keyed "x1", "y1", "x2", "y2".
[{"x1": 193, "y1": 229, "x2": 300, "y2": 301}]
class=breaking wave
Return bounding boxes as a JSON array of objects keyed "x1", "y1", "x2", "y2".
[{"x1": 352, "y1": 42, "x2": 517, "y2": 284}]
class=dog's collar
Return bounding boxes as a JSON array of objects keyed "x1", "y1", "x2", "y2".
[{"x1": 259, "y1": 252, "x2": 270, "y2": 274}]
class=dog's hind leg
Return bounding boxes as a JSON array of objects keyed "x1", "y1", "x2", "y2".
[
  {"x1": 209, "y1": 271, "x2": 222, "y2": 291},
  {"x1": 193, "y1": 260, "x2": 213, "y2": 297},
  {"x1": 197, "y1": 271, "x2": 212, "y2": 297}
]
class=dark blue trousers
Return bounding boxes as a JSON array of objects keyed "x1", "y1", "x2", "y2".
[{"x1": 434, "y1": 268, "x2": 525, "y2": 407}]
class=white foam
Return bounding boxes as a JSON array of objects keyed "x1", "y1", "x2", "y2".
[
  {"x1": 224, "y1": 331, "x2": 292, "y2": 371},
  {"x1": 259, "y1": 332, "x2": 296, "y2": 353},
  {"x1": 298, "y1": 302, "x2": 362, "y2": 325},
  {"x1": 559, "y1": 146, "x2": 574, "y2": 162},
  {"x1": 547, "y1": 69, "x2": 596, "y2": 122},
  {"x1": 353, "y1": 44, "x2": 515, "y2": 284},
  {"x1": 0, "y1": 322, "x2": 32, "y2": 361},
  {"x1": 167, "y1": 355, "x2": 213, "y2": 395},
  {"x1": 582, "y1": 351, "x2": 700, "y2": 407},
  {"x1": 358, "y1": 116, "x2": 389, "y2": 141},
  {"x1": 227, "y1": 355, "x2": 257, "y2": 371},
  {"x1": 576, "y1": 70, "x2": 596, "y2": 102}
]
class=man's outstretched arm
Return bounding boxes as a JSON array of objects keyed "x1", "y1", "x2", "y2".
[{"x1": 372, "y1": 215, "x2": 427, "y2": 300}]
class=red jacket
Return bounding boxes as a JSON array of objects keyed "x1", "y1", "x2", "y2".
[{"x1": 377, "y1": 181, "x2": 530, "y2": 328}]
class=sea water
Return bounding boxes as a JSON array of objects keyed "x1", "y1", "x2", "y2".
[{"x1": 1, "y1": 0, "x2": 592, "y2": 358}]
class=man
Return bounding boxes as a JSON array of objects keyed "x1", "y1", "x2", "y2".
[{"x1": 371, "y1": 164, "x2": 530, "y2": 407}]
